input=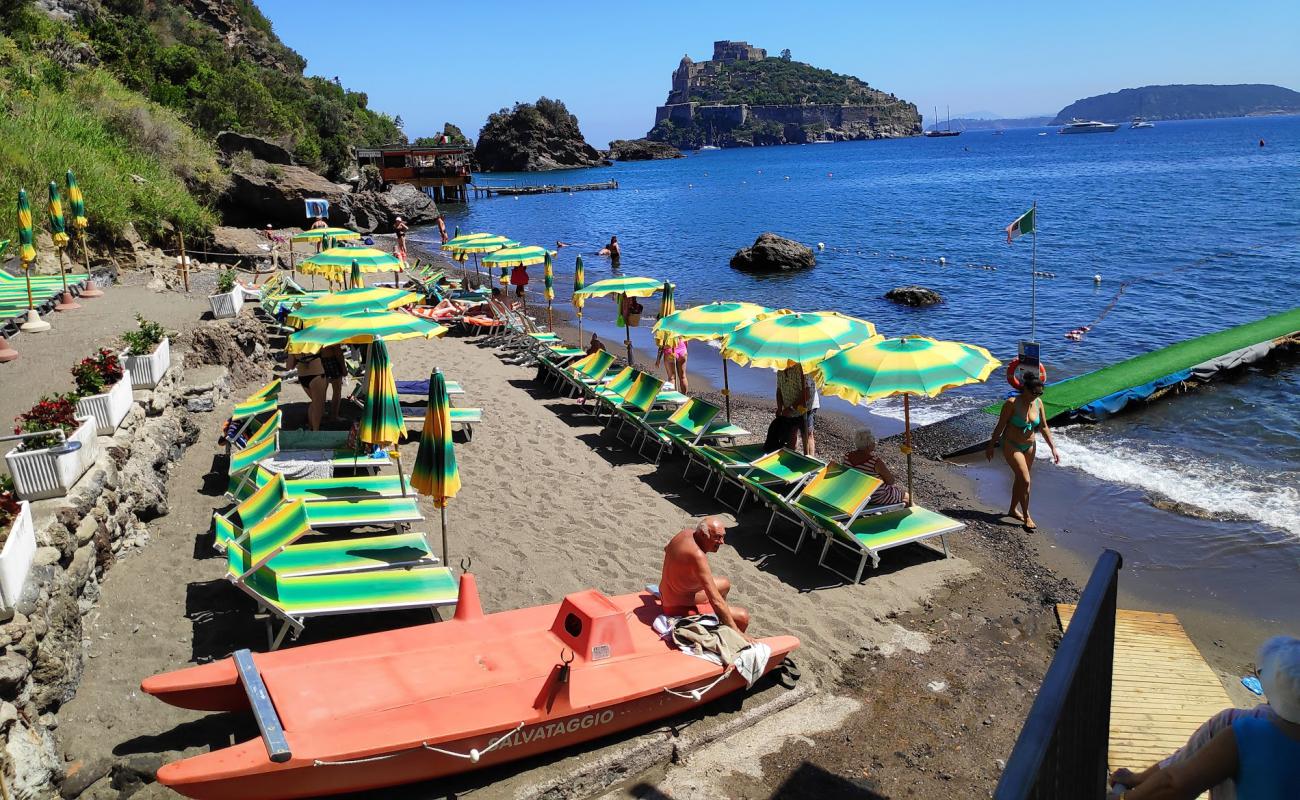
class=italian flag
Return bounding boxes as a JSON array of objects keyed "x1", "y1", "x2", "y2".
[{"x1": 1005, "y1": 207, "x2": 1035, "y2": 244}]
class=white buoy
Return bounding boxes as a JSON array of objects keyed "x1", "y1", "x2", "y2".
[
  {"x1": 817, "y1": 242, "x2": 825, "y2": 250},
  {"x1": 784, "y1": 176, "x2": 790, "y2": 181},
  {"x1": 1093, "y1": 274, "x2": 1102, "y2": 284},
  {"x1": 939, "y1": 256, "x2": 946, "y2": 265}
]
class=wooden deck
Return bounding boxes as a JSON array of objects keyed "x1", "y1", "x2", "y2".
[
  {"x1": 1057, "y1": 605, "x2": 1233, "y2": 773},
  {"x1": 472, "y1": 181, "x2": 618, "y2": 197}
]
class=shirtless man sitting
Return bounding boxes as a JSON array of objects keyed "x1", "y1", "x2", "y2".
[{"x1": 659, "y1": 516, "x2": 750, "y2": 636}]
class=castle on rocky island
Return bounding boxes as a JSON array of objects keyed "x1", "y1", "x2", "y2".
[{"x1": 650, "y1": 40, "x2": 920, "y2": 147}]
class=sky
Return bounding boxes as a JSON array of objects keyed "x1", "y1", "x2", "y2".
[{"x1": 258, "y1": 0, "x2": 1300, "y2": 146}]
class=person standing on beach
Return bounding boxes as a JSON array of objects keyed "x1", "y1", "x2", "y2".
[
  {"x1": 393, "y1": 216, "x2": 408, "y2": 263},
  {"x1": 775, "y1": 364, "x2": 808, "y2": 452},
  {"x1": 659, "y1": 517, "x2": 751, "y2": 637},
  {"x1": 986, "y1": 372, "x2": 1059, "y2": 530}
]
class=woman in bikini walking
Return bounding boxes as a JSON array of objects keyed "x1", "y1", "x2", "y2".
[{"x1": 986, "y1": 372, "x2": 1059, "y2": 530}]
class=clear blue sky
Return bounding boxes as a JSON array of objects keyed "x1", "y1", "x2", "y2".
[{"x1": 259, "y1": 0, "x2": 1299, "y2": 145}]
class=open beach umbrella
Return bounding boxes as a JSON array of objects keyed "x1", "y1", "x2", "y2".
[
  {"x1": 721, "y1": 311, "x2": 876, "y2": 371},
  {"x1": 543, "y1": 252, "x2": 555, "y2": 329},
  {"x1": 16, "y1": 189, "x2": 49, "y2": 332},
  {"x1": 484, "y1": 245, "x2": 554, "y2": 308},
  {"x1": 286, "y1": 309, "x2": 446, "y2": 354},
  {"x1": 816, "y1": 335, "x2": 1000, "y2": 502},
  {"x1": 574, "y1": 275, "x2": 664, "y2": 365},
  {"x1": 47, "y1": 181, "x2": 78, "y2": 311},
  {"x1": 358, "y1": 339, "x2": 407, "y2": 490},
  {"x1": 411, "y1": 367, "x2": 461, "y2": 562},
  {"x1": 65, "y1": 170, "x2": 101, "y2": 297},
  {"x1": 444, "y1": 234, "x2": 518, "y2": 284},
  {"x1": 572, "y1": 255, "x2": 586, "y2": 341},
  {"x1": 284, "y1": 286, "x2": 421, "y2": 328},
  {"x1": 299, "y1": 247, "x2": 402, "y2": 283},
  {"x1": 291, "y1": 228, "x2": 361, "y2": 242},
  {"x1": 653, "y1": 301, "x2": 772, "y2": 420}
]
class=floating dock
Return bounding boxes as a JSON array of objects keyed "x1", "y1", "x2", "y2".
[
  {"x1": 910, "y1": 307, "x2": 1300, "y2": 458},
  {"x1": 1057, "y1": 605, "x2": 1235, "y2": 777},
  {"x1": 472, "y1": 180, "x2": 618, "y2": 197}
]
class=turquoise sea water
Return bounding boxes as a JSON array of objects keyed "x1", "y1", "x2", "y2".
[{"x1": 417, "y1": 117, "x2": 1300, "y2": 559}]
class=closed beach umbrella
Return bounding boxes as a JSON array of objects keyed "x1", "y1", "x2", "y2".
[
  {"x1": 284, "y1": 286, "x2": 421, "y2": 328},
  {"x1": 411, "y1": 367, "x2": 461, "y2": 561},
  {"x1": 47, "y1": 181, "x2": 78, "y2": 310},
  {"x1": 299, "y1": 247, "x2": 402, "y2": 282},
  {"x1": 16, "y1": 189, "x2": 49, "y2": 332},
  {"x1": 655, "y1": 282, "x2": 676, "y2": 331},
  {"x1": 574, "y1": 276, "x2": 664, "y2": 365},
  {"x1": 543, "y1": 252, "x2": 555, "y2": 329},
  {"x1": 653, "y1": 301, "x2": 773, "y2": 420},
  {"x1": 358, "y1": 339, "x2": 407, "y2": 488},
  {"x1": 349, "y1": 259, "x2": 363, "y2": 290},
  {"x1": 572, "y1": 255, "x2": 586, "y2": 340},
  {"x1": 65, "y1": 170, "x2": 101, "y2": 296},
  {"x1": 286, "y1": 309, "x2": 446, "y2": 354},
  {"x1": 816, "y1": 335, "x2": 1000, "y2": 502},
  {"x1": 721, "y1": 311, "x2": 876, "y2": 371}
]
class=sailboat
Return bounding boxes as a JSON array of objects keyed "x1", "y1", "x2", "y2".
[{"x1": 925, "y1": 106, "x2": 961, "y2": 138}]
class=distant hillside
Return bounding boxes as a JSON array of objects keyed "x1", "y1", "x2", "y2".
[{"x1": 1052, "y1": 84, "x2": 1300, "y2": 124}]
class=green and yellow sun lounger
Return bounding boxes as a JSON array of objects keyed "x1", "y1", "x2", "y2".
[
  {"x1": 737, "y1": 449, "x2": 826, "y2": 517},
  {"x1": 611, "y1": 373, "x2": 664, "y2": 440},
  {"x1": 769, "y1": 463, "x2": 900, "y2": 554},
  {"x1": 224, "y1": 472, "x2": 422, "y2": 541},
  {"x1": 556, "y1": 350, "x2": 615, "y2": 395},
  {"x1": 226, "y1": 430, "x2": 391, "y2": 500},
  {"x1": 634, "y1": 397, "x2": 721, "y2": 464},
  {"x1": 233, "y1": 465, "x2": 411, "y2": 503},
  {"x1": 818, "y1": 506, "x2": 962, "y2": 582},
  {"x1": 684, "y1": 443, "x2": 771, "y2": 493}
]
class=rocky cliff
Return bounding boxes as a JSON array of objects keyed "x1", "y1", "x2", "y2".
[
  {"x1": 648, "y1": 40, "x2": 921, "y2": 147},
  {"x1": 475, "y1": 98, "x2": 609, "y2": 172},
  {"x1": 608, "y1": 139, "x2": 684, "y2": 161},
  {"x1": 1052, "y1": 84, "x2": 1300, "y2": 124}
]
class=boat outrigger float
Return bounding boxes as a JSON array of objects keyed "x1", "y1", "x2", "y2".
[{"x1": 142, "y1": 573, "x2": 800, "y2": 799}]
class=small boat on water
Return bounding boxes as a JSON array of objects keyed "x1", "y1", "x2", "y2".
[
  {"x1": 1060, "y1": 118, "x2": 1121, "y2": 134},
  {"x1": 924, "y1": 105, "x2": 962, "y2": 137},
  {"x1": 142, "y1": 573, "x2": 799, "y2": 799},
  {"x1": 697, "y1": 144, "x2": 721, "y2": 151},
  {"x1": 1130, "y1": 116, "x2": 1155, "y2": 129}
]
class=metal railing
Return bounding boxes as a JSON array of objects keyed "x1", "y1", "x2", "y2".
[{"x1": 995, "y1": 548, "x2": 1123, "y2": 800}]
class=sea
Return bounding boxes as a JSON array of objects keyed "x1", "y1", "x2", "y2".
[{"x1": 413, "y1": 115, "x2": 1300, "y2": 629}]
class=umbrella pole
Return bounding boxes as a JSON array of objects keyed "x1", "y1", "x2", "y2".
[
  {"x1": 577, "y1": 312, "x2": 583, "y2": 345},
  {"x1": 723, "y1": 358, "x2": 732, "y2": 421},
  {"x1": 77, "y1": 231, "x2": 102, "y2": 297},
  {"x1": 625, "y1": 324, "x2": 633, "y2": 366},
  {"x1": 396, "y1": 449, "x2": 408, "y2": 497},
  {"x1": 904, "y1": 394, "x2": 914, "y2": 507},
  {"x1": 440, "y1": 506, "x2": 449, "y2": 565},
  {"x1": 547, "y1": 299, "x2": 553, "y2": 332}
]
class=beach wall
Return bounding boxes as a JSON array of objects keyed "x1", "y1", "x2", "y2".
[{"x1": 0, "y1": 319, "x2": 258, "y2": 798}]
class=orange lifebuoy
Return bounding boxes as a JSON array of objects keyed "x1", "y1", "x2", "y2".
[{"x1": 1006, "y1": 358, "x2": 1047, "y2": 390}]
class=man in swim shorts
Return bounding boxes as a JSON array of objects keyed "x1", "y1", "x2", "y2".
[{"x1": 659, "y1": 517, "x2": 750, "y2": 636}]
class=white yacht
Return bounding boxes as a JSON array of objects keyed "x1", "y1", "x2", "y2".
[
  {"x1": 1130, "y1": 116, "x2": 1155, "y2": 129},
  {"x1": 1059, "y1": 118, "x2": 1121, "y2": 134}
]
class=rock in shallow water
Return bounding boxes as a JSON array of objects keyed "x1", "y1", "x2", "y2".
[
  {"x1": 884, "y1": 285, "x2": 943, "y2": 306},
  {"x1": 729, "y1": 232, "x2": 817, "y2": 272}
]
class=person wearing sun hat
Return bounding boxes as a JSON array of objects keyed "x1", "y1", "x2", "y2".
[{"x1": 1109, "y1": 635, "x2": 1300, "y2": 799}]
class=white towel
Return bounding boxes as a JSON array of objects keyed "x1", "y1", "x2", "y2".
[{"x1": 261, "y1": 451, "x2": 335, "y2": 479}]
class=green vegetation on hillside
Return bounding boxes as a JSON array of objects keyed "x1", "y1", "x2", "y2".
[
  {"x1": 414, "y1": 123, "x2": 473, "y2": 148},
  {"x1": 0, "y1": 15, "x2": 223, "y2": 242},
  {"x1": 1052, "y1": 84, "x2": 1300, "y2": 124},
  {"x1": 688, "y1": 58, "x2": 886, "y2": 107}
]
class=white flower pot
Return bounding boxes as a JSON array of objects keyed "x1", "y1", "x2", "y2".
[
  {"x1": 76, "y1": 377, "x2": 133, "y2": 435},
  {"x1": 3, "y1": 416, "x2": 99, "y2": 501},
  {"x1": 0, "y1": 501, "x2": 35, "y2": 611},
  {"x1": 208, "y1": 289, "x2": 244, "y2": 319},
  {"x1": 124, "y1": 336, "x2": 171, "y2": 390}
]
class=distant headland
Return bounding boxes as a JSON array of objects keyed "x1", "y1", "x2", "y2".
[
  {"x1": 1051, "y1": 84, "x2": 1300, "y2": 124},
  {"x1": 647, "y1": 40, "x2": 921, "y2": 148}
]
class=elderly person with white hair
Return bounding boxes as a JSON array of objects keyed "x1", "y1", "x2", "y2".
[
  {"x1": 659, "y1": 516, "x2": 750, "y2": 639},
  {"x1": 844, "y1": 428, "x2": 909, "y2": 506},
  {"x1": 1109, "y1": 635, "x2": 1300, "y2": 799}
]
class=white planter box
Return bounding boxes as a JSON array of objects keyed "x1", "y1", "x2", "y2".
[
  {"x1": 124, "y1": 336, "x2": 170, "y2": 390},
  {"x1": 4, "y1": 416, "x2": 99, "y2": 501},
  {"x1": 208, "y1": 289, "x2": 244, "y2": 319},
  {"x1": 76, "y1": 377, "x2": 133, "y2": 435},
  {"x1": 0, "y1": 501, "x2": 35, "y2": 611}
]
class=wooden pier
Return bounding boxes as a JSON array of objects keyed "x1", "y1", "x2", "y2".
[
  {"x1": 1058, "y1": 604, "x2": 1234, "y2": 776},
  {"x1": 472, "y1": 180, "x2": 618, "y2": 198}
]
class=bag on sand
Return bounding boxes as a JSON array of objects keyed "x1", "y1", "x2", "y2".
[{"x1": 763, "y1": 416, "x2": 798, "y2": 452}]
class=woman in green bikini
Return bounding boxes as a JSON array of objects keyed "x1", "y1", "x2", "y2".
[{"x1": 986, "y1": 372, "x2": 1059, "y2": 530}]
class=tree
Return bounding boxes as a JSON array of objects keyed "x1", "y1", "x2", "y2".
[{"x1": 779, "y1": 48, "x2": 792, "y2": 61}]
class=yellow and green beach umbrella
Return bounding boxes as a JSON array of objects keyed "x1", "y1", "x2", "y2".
[
  {"x1": 286, "y1": 309, "x2": 446, "y2": 354},
  {"x1": 483, "y1": 245, "x2": 553, "y2": 297},
  {"x1": 299, "y1": 247, "x2": 402, "y2": 282},
  {"x1": 291, "y1": 228, "x2": 361, "y2": 242},
  {"x1": 816, "y1": 335, "x2": 1001, "y2": 502},
  {"x1": 46, "y1": 181, "x2": 68, "y2": 249},
  {"x1": 572, "y1": 254, "x2": 586, "y2": 340},
  {"x1": 574, "y1": 276, "x2": 664, "y2": 365},
  {"x1": 65, "y1": 170, "x2": 87, "y2": 230},
  {"x1": 543, "y1": 253, "x2": 555, "y2": 328},
  {"x1": 722, "y1": 310, "x2": 877, "y2": 371},
  {"x1": 284, "y1": 286, "x2": 422, "y2": 328},
  {"x1": 655, "y1": 282, "x2": 677, "y2": 340},
  {"x1": 440, "y1": 232, "x2": 491, "y2": 250},
  {"x1": 653, "y1": 301, "x2": 773, "y2": 420},
  {"x1": 15, "y1": 189, "x2": 43, "y2": 323},
  {"x1": 411, "y1": 367, "x2": 460, "y2": 561},
  {"x1": 358, "y1": 338, "x2": 406, "y2": 452},
  {"x1": 349, "y1": 259, "x2": 364, "y2": 289},
  {"x1": 444, "y1": 233, "x2": 514, "y2": 254}
]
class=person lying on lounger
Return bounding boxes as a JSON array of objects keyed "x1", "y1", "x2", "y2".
[{"x1": 659, "y1": 517, "x2": 751, "y2": 638}]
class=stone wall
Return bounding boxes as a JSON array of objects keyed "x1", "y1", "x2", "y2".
[{"x1": 0, "y1": 328, "x2": 242, "y2": 798}]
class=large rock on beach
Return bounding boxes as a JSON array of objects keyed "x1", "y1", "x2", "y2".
[
  {"x1": 348, "y1": 184, "x2": 442, "y2": 234},
  {"x1": 216, "y1": 131, "x2": 294, "y2": 165},
  {"x1": 884, "y1": 285, "x2": 943, "y2": 307},
  {"x1": 729, "y1": 232, "x2": 817, "y2": 272},
  {"x1": 474, "y1": 98, "x2": 609, "y2": 172},
  {"x1": 220, "y1": 156, "x2": 351, "y2": 228},
  {"x1": 608, "y1": 138, "x2": 684, "y2": 161}
]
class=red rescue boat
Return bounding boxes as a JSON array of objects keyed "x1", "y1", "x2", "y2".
[{"x1": 142, "y1": 574, "x2": 799, "y2": 799}]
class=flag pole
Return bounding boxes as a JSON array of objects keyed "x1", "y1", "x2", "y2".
[{"x1": 1030, "y1": 200, "x2": 1037, "y2": 341}]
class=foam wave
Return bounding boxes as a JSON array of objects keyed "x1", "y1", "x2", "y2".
[
  {"x1": 868, "y1": 395, "x2": 984, "y2": 427},
  {"x1": 1053, "y1": 431, "x2": 1300, "y2": 537}
]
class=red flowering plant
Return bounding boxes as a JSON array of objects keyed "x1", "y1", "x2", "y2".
[
  {"x1": 13, "y1": 394, "x2": 82, "y2": 452},
  {"x1": 0, "y1": 475, "x2": 20, "y2": 530},
  {"x1": 71, "y1": 348, "x2": 125, "y2": 398}
]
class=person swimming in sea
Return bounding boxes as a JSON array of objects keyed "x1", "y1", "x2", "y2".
[
  {"x1": 598, "y1": 235, "x2": 621, "y2": 265},
  {"x1": 986, "y1": 371, "x2": 1059, "y2": 531}
]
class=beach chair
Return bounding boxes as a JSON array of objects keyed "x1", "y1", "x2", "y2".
[
  {"x1": 400, "y1": 404, "x2": 483, "y2": 441},
  {"x1": 223, "y1": 517, "x2": 457, "y2": 649},
  {"x1": 610, "y1": 373, "x2": 665, "y2": 440},
  {"x1": 222, "y1": 379, "x2": 282, "y2": 449},
  {"x1": 537, "y1": 347, "x2": 591, "y2": 389},
  {"x1": 558, "y1": 350, "x2": 616, "y2": 397},
  {"x1": 588, "y1": 367, "x2": 638, "y2": 417},
  {"x1": 214, "y1": 499, "x2": 438, "y2": 577},
  {"x1": 683, "y1": 443, "x2": 771, "y2": 493},
  {"x1": 818, "y1": 506, "x2": 963, "y2": 582},
  {"x1": 236, "y1": 464, "x2": 413, "y2": 503},
  {"x1": 732, "y1": 448, "x2": 826, "y2": 515},
  {"x1": 633, "y1": 397, "x2": 722, "y2": 464},
  {"x1": 226, "y1": 471, "x2": 422, "y2": 537},
  {"x1": 768, "y1": 463, "x2": 904, "y2": 554},
  {"x1": 225, "y1": 417, "x2": 390, "y2": 499}
]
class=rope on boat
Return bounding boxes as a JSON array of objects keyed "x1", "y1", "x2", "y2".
[
  {"x1": 663, "y1": 668, "x2": 734, "y2": 702},
  {"x1": 311, "y1": 722, "x2": 525, "y2": 767}
]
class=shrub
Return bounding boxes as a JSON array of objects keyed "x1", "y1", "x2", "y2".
[
  {"x1": 0, "y1": 475, "x2": 20, "y2": 530},
  {"x1": 71, "y1": 348, "x2": 125, "y2": 397},
  {"x1": 14, "y1": 394, "x2": 82, "y2": 451},
  {"x1": 121, "y1": 314, "x2": 168, "y2": 354},
  {"x1": 215, "y1": 269, "x2": 237, "y2": 294}
]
